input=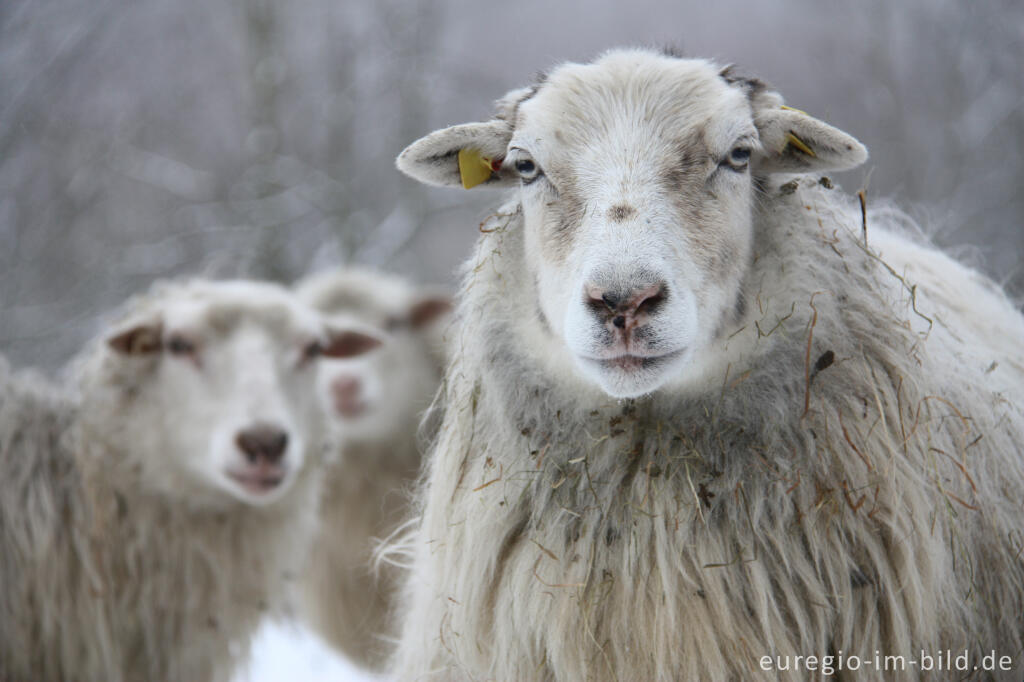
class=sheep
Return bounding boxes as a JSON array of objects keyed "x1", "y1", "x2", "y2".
[
  {"x1": 0, "y1": 278, "x2": 383, "y2": 682},
  {"x1": 294, "y1": 266, "x2": 451, "y2": 670},
  {"x1": 865, "y1": 218, "x2": 1024, "y2": 388},
  {"x1": 389, "y1": 49, "x2": 1024, "y2": 681}
]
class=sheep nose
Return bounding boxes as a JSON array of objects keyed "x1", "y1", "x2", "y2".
[
  {"x1": 235, "y1": 423, "x2": 288, "y2": 465},
  {"x1": 585, "y1": 280, "x2": 668, "y2": 327},
  {"x1": 330, "y1": 374, "x2": 365, "y2": 417}
]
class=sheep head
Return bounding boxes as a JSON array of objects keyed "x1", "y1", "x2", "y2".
[
  {"x1": 100, "y1": 280, "x2": 383, "y2": 507},
  {"x1": 397, "y1": 49, "x2": 866, "y2": 398},
  {"x1": 296, "y1": 267, "x2": 451, "y2": 445}
]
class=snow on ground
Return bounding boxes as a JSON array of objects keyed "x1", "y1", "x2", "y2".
[{"x1": 233, "y1": 619, "x2": 382, "y2": 682}]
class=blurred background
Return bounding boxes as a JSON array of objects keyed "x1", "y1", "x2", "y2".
[
  {"x1": 2, "y1": 0, "x2": 1023, "y2": 371},
  {"x1": 1, "y1": 0, "x2": 1021, "y2": 679}
]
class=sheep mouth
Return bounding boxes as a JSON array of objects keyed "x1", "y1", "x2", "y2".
[
  {"x1": 584, "y1": 348, "x2": 685, "y2": 372},
  {"x1": 226, "y1": 468, "x2": 286, "y2": 495}
]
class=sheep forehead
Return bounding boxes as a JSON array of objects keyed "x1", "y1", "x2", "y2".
[
  {"x1": 299, "y1": 268, "x2": 412, "y2": 322},
  {"x1": 515, "y1": 52, "x2": 753, "y2": 173},
  {"x1": 160, "y1": 281, "x2": 320, "y2": 342}
]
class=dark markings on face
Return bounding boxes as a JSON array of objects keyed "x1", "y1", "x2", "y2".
[
  {"x1": 607, "y1": 204, "x2": 637, "y2": 223},
  {"x1": 661, "y1": 132, "x2": 709, "y2": 193},
  {"x1": 631, "y1": 325, "x2": 654, "y2": 343},
  {"x1": 542, "y1": 179, "x2": 585, "y2": 263},
  {"x1": 674, "y1": 189, "x2": 733, "y2": 271},
  {"x1": 665, "y1": 133, "x2": 751, "y2": 288}
]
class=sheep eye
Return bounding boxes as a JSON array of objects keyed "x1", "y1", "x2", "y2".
[
  {"x1": 723, "y1": 147, "x2": 751, "y2": 171},
  {"x1": 514, "y1": 157, "x2": 541, "y2": 183},
  {"x1": 302, "y1": 340, "x2": 323, "y2": 360},
  {"x1": 515, "y1": 159, "x2": 535, "y2": 175},
  {"x1": 166, "y1": 335, "x2": 195, "y2": 356}
]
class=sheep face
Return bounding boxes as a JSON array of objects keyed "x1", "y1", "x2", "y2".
[
  {"x1": 315, "y1": 315, "x2": 445, "y2": 444},
  {"x1": 297, "y1": 269, "x2": 451, "y2": 445},
  {"x1": 509, "y1": 57, "x2": 758, "y2": 397},
  {"x1": 100, "y1": 281, "x2": 382, "y2": 507},
  {"x1": 397, "y1": 49, "x2": 867, "y2": 398}
]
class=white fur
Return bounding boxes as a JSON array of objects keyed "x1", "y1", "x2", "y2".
[
  {"x1": 0, "y1": 279, "x2": 365, "y2": 682},
  {"x1": 391, "y1": 49, "x2": 1024, "y2": 681},
  {"x1": 295, "y1": 267, "x2": 449, "y2": 670}
]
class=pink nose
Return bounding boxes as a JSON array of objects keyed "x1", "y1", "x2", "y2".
[
  {"x1": 584, "y1": 281, "x2": 667, "y2": 329},
  {"x1": 330, "y1": 375, "x2": 365, "y2": 417}
]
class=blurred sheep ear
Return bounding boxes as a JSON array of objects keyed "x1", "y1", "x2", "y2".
[
  {"x1": 395, "y1": 85, "x2": 537, "y2": 189},
  {"x1": 107, "y1": 319, "x2": 163, "y2": 355},
  {"x1": 753, "y1": 106, "x2": 867, "y2": 174},
  {"x1": 408, "y1": 295, "x2": 452, "y2": 330},
  {"x1": 322, "y1": 329, "x2": 384, "y2": 359}
]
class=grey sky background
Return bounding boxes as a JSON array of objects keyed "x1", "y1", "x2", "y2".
[{"x1": 2, "y1": 0, "x2": 1022, "y2": 369}]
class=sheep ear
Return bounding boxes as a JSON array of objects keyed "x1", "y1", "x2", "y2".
[
  {"x1": 396, "y1": 120, "x2": 515, "y2": 189},
  {"x1": 395, "y1": 85, "x2": 536, "y2": 189},
  {"x1": 107, "y1": 320, "x2": 163, "y2": 355},
  {"x1": 408, "y1": 294, "x2": 452, "y2": 330},
  {"x1": 322, "y1": 329, "x2": 384, "y2": 359},
  {"x1": 753, "y1": 107, "x2": 867, "y2": 174}
]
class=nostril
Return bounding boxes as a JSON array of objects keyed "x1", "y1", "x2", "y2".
[
  {"x1": 268, "y1": 432, "x2": 287, "y2": 460},
  {"x1": 634, "y1": 282, "x2": 668, "y2": 315},
  {"x1": 583, "y1": 285, "x2": 621, "y2": 314},
  {"x1": 235, "y1": 423, "x2": 288, "y2": 465},
  {"x1": 584, "y1": 280, "x2": 668, "y2": 321},
  {"x1": 584, "y1": 285, "x2": 608, "y2": 317}
]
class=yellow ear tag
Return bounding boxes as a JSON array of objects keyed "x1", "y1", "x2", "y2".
[
  {"x1": 458, "y1": 149, "x2": 499, "y2": 189},
  {"x1": 780, "y1": 104, "x2": 809, "y2": 116},
  {"x1": 785, "y1": 132, "x2": 816, "y2": 157}
]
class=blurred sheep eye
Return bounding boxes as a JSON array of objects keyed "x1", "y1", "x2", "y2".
[
  {"x1": 166, "y1": 335, "x2": 195, "y2": 355},
  {"x1": 723, "y1": 147, "x2": 751, "y2": 171},
  {"x1": 303, "y1": 340, "x2": 323, "y2": 361}
]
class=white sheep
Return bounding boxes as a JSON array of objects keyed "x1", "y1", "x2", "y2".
[
  {"x1": 0, "y1": 279, "x2": 382, "y2": 682},
  {"x1": 294, "y1": 266, "x2": 450, "y2": 670},
  {"x1": 390, "y1": 49, "x2": 1024, "y2": 681}
]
